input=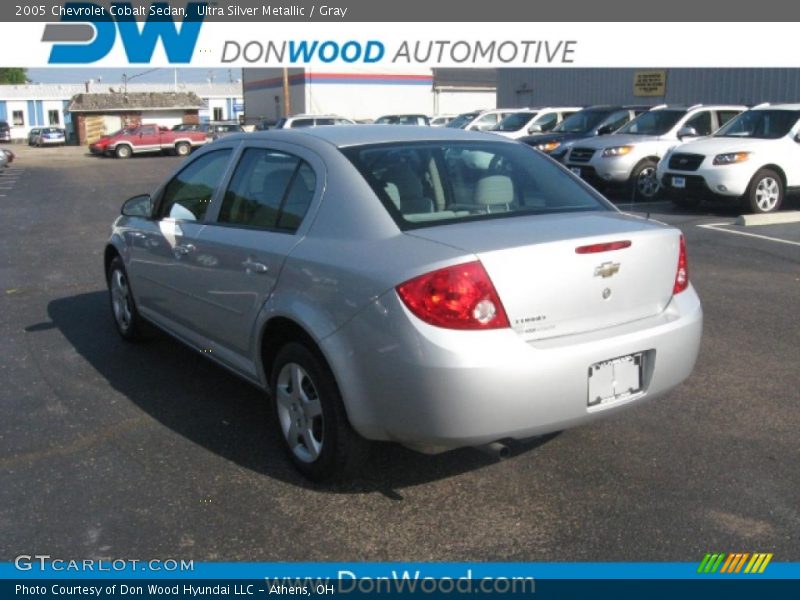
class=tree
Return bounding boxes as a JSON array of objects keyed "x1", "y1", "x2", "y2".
[{"x1": 0, "y1": 69, "x2": 29, "y2": 84}]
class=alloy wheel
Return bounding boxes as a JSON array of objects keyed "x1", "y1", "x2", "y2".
[
  {"x1": 275, "y1": 362, "x2": 324, "y2": 463},
  {"x1": 636, "y1": 166, "x2": 659, "y2": 199},
  {"x1": 754, "y1": 177, "x2": 780, "y2": 212},
  {"x1": 110, "y1": 269, "x2": 132, "y2": 332}
]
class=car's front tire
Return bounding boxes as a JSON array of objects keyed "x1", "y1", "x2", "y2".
[
  {"x1": 115, "y1": 145, "x2": 132, "y2": 159},
  {"x1": 107, "y1": 256, "x2": 148, "y2": 341},
  {"x1": 630, "y1": 159, "x2": 660, "y2": 201},
  {"x1": 746, "y1": 169, "x2": 783, "y2": 213},
  {"x1": 270, "y1": 342, "x2": 369, "y2": 482},
  {"x1": 175, "y1": 142, "x2": 190, "y2": 156}
]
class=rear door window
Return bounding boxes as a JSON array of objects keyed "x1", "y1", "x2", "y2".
[
  {"x1": 217, "y1": 148, "x2": 315, "y2": 233},
  {"x1": 717, "y1": 110, "x2": 741, "y2": 128},
  {"x1": 684, "y1": 111, "x2": 712, "y2": 136}
]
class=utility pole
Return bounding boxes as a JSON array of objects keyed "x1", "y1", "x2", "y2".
[{"x1": 282, "y1": 68, "x2": 291, "y2": 117}]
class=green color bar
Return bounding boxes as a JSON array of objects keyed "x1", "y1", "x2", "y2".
[{"x1": 697, "y1": 554, "x2": 712, "y2": 574}]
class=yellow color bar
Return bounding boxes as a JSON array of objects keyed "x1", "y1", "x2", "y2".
[{"x1": 758, "y1": 553, "x2": 774, "y2": 573}]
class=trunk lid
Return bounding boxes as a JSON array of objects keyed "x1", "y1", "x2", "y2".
[{"x1": 407, "y1": 212, "x2": 681, "y2": 341}]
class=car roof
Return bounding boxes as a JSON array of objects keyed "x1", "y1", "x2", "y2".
[
  {"x1": 222, "y1": 124, "x2": 518, "y2": 148},
  {"x1": 751, "y1": 103, "x2": 800, "y2": 110},
  {"x1": 288, "y1": 114, "x2": 348, "y2": 119},
  {"x1": 651, "y1": 104, "x2": 746, "y2": 111}
]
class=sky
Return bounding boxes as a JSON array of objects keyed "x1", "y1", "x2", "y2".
[{"x1": 25, "y1": 68, "x2": 242, "y2": 85}]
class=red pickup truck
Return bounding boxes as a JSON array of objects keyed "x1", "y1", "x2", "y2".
[{"x1": 89, "y1": 124, "x2": 209, "y2": 158}]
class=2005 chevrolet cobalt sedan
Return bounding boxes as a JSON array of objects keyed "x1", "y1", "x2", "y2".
[{"x1": 105, "y1": 126, "x2": 702, "y2": 481}]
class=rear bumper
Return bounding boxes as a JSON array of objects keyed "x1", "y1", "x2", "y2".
[{"x1": 322, "y1": 286, "x2": 703, "y2": 449}]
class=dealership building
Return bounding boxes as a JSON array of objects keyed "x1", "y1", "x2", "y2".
[
  {"x1": 497, "y1": 68, "x2": 800, "y2": 108},
  {"x1": 242, "y1": 67, "x2": 497, "y2": 124}
]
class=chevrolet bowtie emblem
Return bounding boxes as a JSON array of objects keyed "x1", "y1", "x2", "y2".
[{"x1": 594, "y1": 261, "x2": 621, "y2": 278}]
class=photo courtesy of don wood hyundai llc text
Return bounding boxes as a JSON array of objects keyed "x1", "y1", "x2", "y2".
[{"x1": 0, "y1": 1, "x2": 798, "y2": 598}]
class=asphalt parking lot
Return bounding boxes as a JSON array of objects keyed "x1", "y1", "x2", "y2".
[{"x1": 1, "y1": 144, "x2": 798, "y2": 562}]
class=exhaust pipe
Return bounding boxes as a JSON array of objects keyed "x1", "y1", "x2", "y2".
[{"x1": 477, "y1": 441, "x2": 510, "y2": 460}]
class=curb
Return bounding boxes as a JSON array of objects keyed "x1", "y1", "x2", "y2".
[{"x1": 735, "y1": 211, "x2": 800, "y2": 226}]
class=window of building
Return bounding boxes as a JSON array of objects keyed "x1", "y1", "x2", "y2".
[
  {"x1": 213, "y1": 107, "x2": 224, "y2": 121},
  {"x1": 12, "y1": 111, "x2": 24, "y2": 126},
  {"x1": 48, "y1": 110, "x2": 60, "y2": 126}
]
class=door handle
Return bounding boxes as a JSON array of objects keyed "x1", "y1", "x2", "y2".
[
  {"x1": 242, "y1": 258, "x2": 269, "y2": 274},
  {"x1": 173, "y1": 243, "x2": 196, "y2": 257}
]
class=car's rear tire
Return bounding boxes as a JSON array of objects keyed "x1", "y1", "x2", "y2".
[
  {"x1": 746, "y1": 169, "x2": 783, "y2": 213},
  {"x1": 270, "y1": 342, "x2": 369, "y2": 482},
  {"x1": 107, "y1": 256, "x2": 148, "y2": 341},
  {"x1": 175, "y1": 142, "x2": 190, "y2": 156},
  {"x1": 629, "y1": 159, "x2": 660, "y2": 201},
  {"x1": 115, "y1": 145, "x2": 132, "y2": 159}
]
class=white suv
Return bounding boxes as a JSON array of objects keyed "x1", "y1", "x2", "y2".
[
  {"x1": 490, "y1": 107, "x2": 582, "y2": 140},
  {"x1": 276, "y1": 114, "x2": 355, "y2": 128},
  {"x1": 657, "y1": 104, "x2": 800, "y2": 213},
  {"x1": 564, "y1": 104, "x2": 745, "y2": 200},
  {"x1": 445, "y1": 109, "x2": 526, "y2": 132}
]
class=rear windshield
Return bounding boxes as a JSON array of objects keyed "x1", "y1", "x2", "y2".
[
  {"x1": 714, "y1": 109, "x2": 800, "y2": 139},
  {"x1": 617, "y1": 109, "x2": 686, "y2": 135},
  {"x1": 342, "y1": 141, "x2": 610, "y2": 230}
]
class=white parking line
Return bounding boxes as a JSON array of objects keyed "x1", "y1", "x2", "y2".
[{"x1": 698, "y1": 222, "x2": 800, "y2": 247}]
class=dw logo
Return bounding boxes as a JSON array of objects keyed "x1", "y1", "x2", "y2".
[{"x1": 43, "y1": 2, "x2": 206, "y2": 64}]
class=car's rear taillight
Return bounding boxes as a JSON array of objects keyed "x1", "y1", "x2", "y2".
[
  {"x1": 396, "y1": 261, "x2": 510, "y2": 330},
  {"x1": 673, "y1": 235, "x2": 689, "y2": 294}
]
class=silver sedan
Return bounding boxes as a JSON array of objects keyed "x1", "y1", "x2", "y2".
[{"x1": 105, "y1": 126, "x2": 702, "y2": 481}]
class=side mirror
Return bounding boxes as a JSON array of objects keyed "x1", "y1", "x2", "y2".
[
  {"x1": 528, "y1": 124, "x2": 543, "y2": 134},
  {"x1": 597, "y1": 124, "x2": 615, "y2": 135},
  {"x1": 121, "y1": 194, "x2": 153, "y2": 218},
  {"x1": 677, "y1": 126, "x2": 699, "y2": 140},
  {"x1": 794, "y1": 133, "x2": 800, "y2": 143}
]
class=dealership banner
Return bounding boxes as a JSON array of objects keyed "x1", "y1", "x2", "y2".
[{"x1": 4, "y1": 2, "x2": 800, "y2": 67}]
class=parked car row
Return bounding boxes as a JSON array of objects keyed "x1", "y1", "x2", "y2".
[{"x1": 551, "y1": 102, "x2": 800, "y2": 213}]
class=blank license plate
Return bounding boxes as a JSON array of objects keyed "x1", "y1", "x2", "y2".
[
  {"x1": 672, "y1": 176, "x2": 686, "y2": 189},
  {"x1": 588, "y1": 353, "x2": 642, "y2": 407},
  {"x1": 570, "y1": 167, "x2": 581, "y2": 177}
]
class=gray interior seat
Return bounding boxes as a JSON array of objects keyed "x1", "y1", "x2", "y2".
[{"x1": 474, "y1": 175, "x2": 514, "y2": 212}]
